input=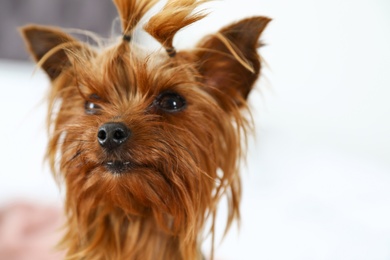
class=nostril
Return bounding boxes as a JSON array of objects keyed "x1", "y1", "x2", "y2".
[
  {"x1": 113, "y1": 128, "x2": 128, "y2": 142},
  {"x1": 97, "y1": 129, "x2": 107, "y2": 142}
]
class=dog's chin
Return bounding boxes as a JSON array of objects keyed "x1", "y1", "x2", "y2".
[{"x1": 93, "y1": 160, "x2": 172, "y2": 215}]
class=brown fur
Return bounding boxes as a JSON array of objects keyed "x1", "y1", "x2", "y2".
[
  {"x1": 20, "y1": 0, "x2": 270, "y2": 259},
  {"x1": 144, "y1": 0, "x2": 208, "y2": 53}
]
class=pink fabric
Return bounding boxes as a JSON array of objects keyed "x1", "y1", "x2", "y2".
[{"x1": 0, "y1": 201, "x2": 65, "y2": 260}]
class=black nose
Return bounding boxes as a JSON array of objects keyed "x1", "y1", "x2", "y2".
[{"x1": 97, "y1": 122, "x2": 130, "y2": 150}]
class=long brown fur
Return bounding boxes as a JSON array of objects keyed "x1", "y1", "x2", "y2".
[
  {"x1": 113, "y1": 0, "x2": 159, "y2": 37},
  {"x1": 144, "y1": 0, "x2": 209, "y2": 54},
  {"x1": 20, "y1": 0, "x2": 270, "y2": 259}
]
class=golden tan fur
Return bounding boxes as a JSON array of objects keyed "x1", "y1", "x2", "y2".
[
  {"x1": 20, "y1": 0, "x2": 270, "y2": 259},
  {"x1": 144, "y1": 0, "x2": 209, "y2": 54},
  {"x1": 113, "y1": 0, "x2": 159, "y2": 37}
]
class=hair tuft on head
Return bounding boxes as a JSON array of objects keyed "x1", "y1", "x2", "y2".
[
  {"x1": 112, "y1": 0, "x2": 160, "y2": 40},
  {"x1": 144, "y1": 0, "x2": 209, "y2": 56}
]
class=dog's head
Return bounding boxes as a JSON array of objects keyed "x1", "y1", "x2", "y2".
[{"x1": 21, "y1": 0, "x2": 269, "y2": 257}]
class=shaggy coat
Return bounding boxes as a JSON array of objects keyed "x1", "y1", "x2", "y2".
[{"x1": 21, "y1": 0, "x2": 270, "y2": 259}]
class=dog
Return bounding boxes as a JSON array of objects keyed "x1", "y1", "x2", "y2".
[{"x1": 20, "y1": 0, "x2": 270, "y2": 259}]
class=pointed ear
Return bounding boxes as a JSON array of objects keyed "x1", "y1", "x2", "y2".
[
  {"x1": 20, "y1": 25, "x2": 79, "y2": 80},
  {"x1": 194, "y1": 17, "x2": 271, "y2": 109}
]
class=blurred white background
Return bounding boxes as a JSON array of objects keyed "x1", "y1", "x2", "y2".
[{"x1": 1, "y1": 0, "x2": 390, "y2": 259}]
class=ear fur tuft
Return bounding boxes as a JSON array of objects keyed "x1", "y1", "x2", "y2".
[
  {"x1": 20, "y1": 25, "x2": 79, "y2": 80},
  {"x1": 194, "y1": 16, "x2": 271, "y2": 109}
]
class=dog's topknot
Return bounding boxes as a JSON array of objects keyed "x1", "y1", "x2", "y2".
[
  {"x1": 114, "y1": 0, "x2": 209, "y2": 57},
  {"x1": 113, "y1": 0, "x2": 209, "y2": 57},
  {"x1": 112, "y1": 0, "x2": 159, "y2": 41},
  {"x1": 144, "y1": 0, "x2": 209, "y2": 57}
]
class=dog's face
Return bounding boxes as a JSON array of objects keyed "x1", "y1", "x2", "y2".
[
  {"x1": 21, "y1": 1, "x2": 269, "y2": 258},
  {"x1": 46, "y1": 46, "x2": 242, "y2": 231}
]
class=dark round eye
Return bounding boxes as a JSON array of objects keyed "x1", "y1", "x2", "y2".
[
  {"x1": 85, "y1": 94, "x2": 102, "y2": 115},
  {"x1": 155, "y1": 92, "x2": 187, "y2": 112}
]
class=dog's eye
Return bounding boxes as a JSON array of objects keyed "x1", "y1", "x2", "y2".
[
  {"x1": 155, "y1": 92, "x2": 186, "y2": 112},
  {"x1": 85, "y1": 94, "x2": 102, "y2": 115},
  {"x1": 85, "y1": 101, "x2": 101, "y2": 115}
]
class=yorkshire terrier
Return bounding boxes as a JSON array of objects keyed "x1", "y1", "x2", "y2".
[{"x1": 21, "y1": 0, "x2": 270, "y2": 259}]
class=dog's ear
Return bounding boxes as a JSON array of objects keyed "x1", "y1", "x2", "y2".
[
  {"x1": 193, "y1": 17, "x2": 271, "y2": 110},
  {"x1": 20, "y1": 25, "x2": 80, "y2": 81}
]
